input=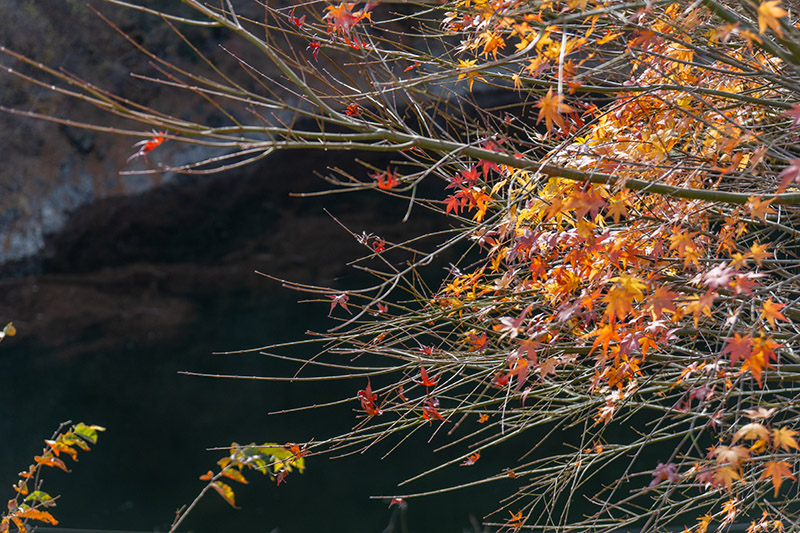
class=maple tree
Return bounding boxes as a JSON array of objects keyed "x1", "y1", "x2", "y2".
[{"x1": 5, "y1": 0, "x2": 800, "y2": 530}]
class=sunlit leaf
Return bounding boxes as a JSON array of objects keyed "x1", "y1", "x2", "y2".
[
  {"x1": 221, "y1": 468, "x2": 249, "y2": 484},
  {"x1": 72, "y1": 423, "x2": 106, "y2": 445},
  {"x1": 17, "y1": 509, "x2": 58, "y2": 525},
  {"x1": 210, "y1": 481, "x2": 238, "y2": 509}
]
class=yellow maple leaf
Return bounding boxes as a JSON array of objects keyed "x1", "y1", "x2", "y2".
[
  {"x1": 697, "y1": 514, "x2": 713, "y2": 533},
  {"x1": 608, "y1": 273, "x2": 647, "y2": 301},
  {"x1": 210, "y1": 481, "x2": 239, "y2": 508},
  {"x1": 479, "y1": 30, "x2": 506, "y2": 60},
  {"x1": 758, "y1": 0, "x2": 788, "y2": 36},
  {"x1": 772, "y1": 427, "x2": 800, "y2": 452},
  {"x1": 456, "y1": 59, "x2": 486, "y2": 91},
  {"x1": 603, "y1": 285, "x2": 634, "y2": 321},
  {"x1": 597, "y1": 30, "x2": 622, "y2": 45},
  {"x1": 749, "y1": 242, "x2": 771, "y2": 266},
  {"x1": 512, "y1": 73, "x2": 523, "y2": 92}
]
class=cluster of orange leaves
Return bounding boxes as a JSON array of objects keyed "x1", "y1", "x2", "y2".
[
  {"x1": 2, "y1": 423, "x2": 104, "y2": 533},
  {"x1": 700, "y1": 419, "x2": 799, "y2": 496},
  {"x1": 432, "y1": 0, "x2": 795, "y2": 420},
  {"x1": 325, "y1": 0, "x2": 797, "y2": 527}
]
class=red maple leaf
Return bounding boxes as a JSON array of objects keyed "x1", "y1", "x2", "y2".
[
  {"x1": 461, "y1": 451, "x2": 481, "y2": 466},
  {"x1": 288, "y1": 9, "x2": 306, "y2": 28},
  {"x1": 414, "y1": 365, "x2": 439, "y2": 388},
  {"x1": 722, "y1": 333, "x2": 753, "y2": 365},
  {"x1": 324, "y1": 2, "x2": 373, "y2": 37},
  {"x1": 357, "y1": 380, "x2": 382, "y2": 416},
  {"x1": 374, "y1": 168, "x2": 400, "y2": 190},
  {"x1": 328, "y1": 293, "x2": 352, "y2": 314},
  {"x1": 307, "y1": 41, "x2": 321, "y2": 61},
  {"x1": 422, "y1": 398, "x2": 446, "y2": 423}
]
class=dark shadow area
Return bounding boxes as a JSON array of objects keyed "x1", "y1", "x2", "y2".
[{"x1": 0, "y1": 148, "x2": 512, "y2": 532}]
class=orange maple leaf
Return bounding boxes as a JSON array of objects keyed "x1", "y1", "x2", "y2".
[
  {"x1": 603, "y1": 286, "x2": 635, "y2": 321},
  {"x1": 16, "y1": 509, "x2": 58, "y2": 526},
  {"x1": 479, "y1": 30, "x2": 505, "y2": 59},
  {"x1": 472, "y1": 190, "x2": 492, "y2": 222},
  {"x1": 749, "y1": 242, "x2": 771, "y2": 266},
  {"x1": 588, "y1": 323, "x2": 620, "y2": 361},
  {"x1": 758, "y1": 0, "x2": 788, "y2": 36},
  {"x1": 605, "y1": 200, "x2": 629, "y2": 223},
  {"x1": 34, "y1": 455, "x2": 70, "y2": 473},
  {"x1": 746, "y1": 196, "x2": 776, "y2": 222},
  {"x1": 324, "y1": 2, "x2": 372, "y2": 37},
  {"x1": 741, "y1": 334, "x2": 781, "y2": 386},
  {"x1": 713, "y1": 465, "x2": 741, "y2": 490},
  {"x1": 759, "y1": 461, "x2": 795, "y2": 497},
  {"x1": 668, "y1": 227, "x2": 699, "y2": 258},
  {"x1": 761, "y1": 298, "x2": 788, "y2": 328},
  {"x1": 535, "y1": 88, "x2": 575, "y2": 134},
  {"x1": 683, "y1": 290, "x2": 715, "y2": 326},
  {"x1": 508, "y1": 510, "x2": 524, "y2": 529}
]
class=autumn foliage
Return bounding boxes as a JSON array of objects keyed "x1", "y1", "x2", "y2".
[
  {"x1": 1, "y1": 423, "x2": 104, "y2": 533},
  {"x1": 5, "y1": 0, "x2": 800, "y2": 530}
]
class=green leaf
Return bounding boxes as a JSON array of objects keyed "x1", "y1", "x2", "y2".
[
  {"x1": 72, "y1": 423, "x2": 105, "y2": 445},
  {"x1": 24, "y1": 491, "x2": 54, "y2": 506}
]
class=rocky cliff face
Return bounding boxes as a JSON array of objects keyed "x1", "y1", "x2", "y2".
[
  {"x1": 2, "y1": 0, "x2": 440, "y2": 348},
  {"x1": 1, "y1": 1, "x2": 260, "y2": 269}
]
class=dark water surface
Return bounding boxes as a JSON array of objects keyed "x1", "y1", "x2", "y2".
[{"x1": 0, "y1": 153, "x2": 508, "y2": 532}]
